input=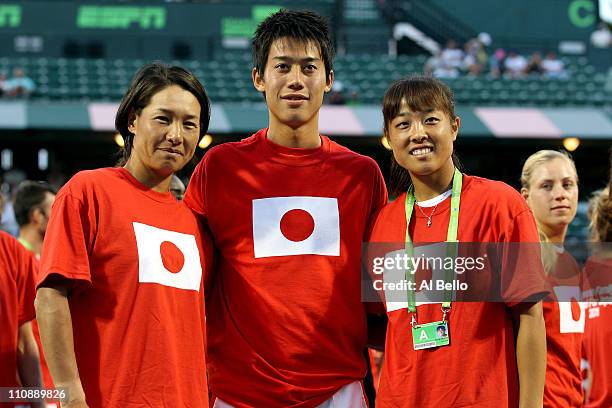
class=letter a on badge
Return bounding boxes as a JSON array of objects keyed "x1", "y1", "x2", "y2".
[{"x1": 420, "y1": 330, "x2": 429, "y2": 341}]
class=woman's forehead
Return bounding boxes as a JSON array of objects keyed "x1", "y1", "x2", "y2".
[{"x1": 532, "y1": 158, "x2": 577, "y2": 180}]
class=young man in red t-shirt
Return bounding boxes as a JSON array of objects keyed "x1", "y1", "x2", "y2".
[
  {"x1": 184, "y1": 10, "x2": 387, "y2": 407},
  {"x1": 0, "y1": 229, "x2": 44, "y2": 408}
]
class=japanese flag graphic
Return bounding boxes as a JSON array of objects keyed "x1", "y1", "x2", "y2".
[
  {"x1": 252, "y1": 196, "x2": 340, "y2": 258},
  {"x1": 132, "y1": 222, "x2": 202, "y2": 291},
  {"x1": 554, "y1": 286, "x2": 586, "y2": 333}
]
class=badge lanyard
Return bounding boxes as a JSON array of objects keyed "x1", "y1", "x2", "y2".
[{"x1": 404, "y1": 168, "x2": 462, "y2": 327}]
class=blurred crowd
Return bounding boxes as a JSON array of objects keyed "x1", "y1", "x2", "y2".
[
  {"x1": 0, "y1": 67, "x2": 36, "y2": 98},
  {"x1": 425, "y1": 36, "x2": 569, "y2": 80}
]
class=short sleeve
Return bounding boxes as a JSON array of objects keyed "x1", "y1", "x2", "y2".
[
  {"x1": 184, "y1": 154, "x2": 208, "y2": 218},
  {"x1": 365, "y1": 161, "x2": 388, "y2": 241},
  {"x1": 500, "y1": 209, "x2": 550, "y2": 306},
  {"x1": 17, "y1": 247, "x2": 38, "y2": 326},
  {"x1": 39, "y1": 190, "x2": 95, "y2": 288}
]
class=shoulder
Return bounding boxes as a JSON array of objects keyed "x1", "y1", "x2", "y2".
[
  {"x1": 326, "y1": 137, "x2": 381, "y2": 172},
  {"x1": 209, "y1": 132, "x2": 260, "y2": 157},
  {"x1": 463, "y1": 175, "x2": 530, "y2": 215},
  {"x1": 0, "y1": 230, "x2": 31, "y2": 266},
  {"x1": 200, "y1": 133, "x2": 260, "y2": 169},
  {"x1": 0, "y1": 229, "x2": 18, "y2": 251},
  {"x1": 369, "y1": 193, "x2": 406, "y2": 241},
  {"x1": 57, "y1": 168, "x2": 121, "y2": 201},
  {"x1": 63, "y1": 168, "x2": 118, "y2": 188}
]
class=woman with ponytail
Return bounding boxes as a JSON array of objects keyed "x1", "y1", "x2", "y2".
[
  {"x1": 520, "y1": 150, "x2": 584, "y2": 408},
  {"x1": 368, "y1": 75, "x2": 548, "y2": 407}
]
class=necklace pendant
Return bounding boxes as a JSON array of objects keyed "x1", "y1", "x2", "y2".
[{"x1": 427, "y1": 217, "x2": 432, "y2": 227}]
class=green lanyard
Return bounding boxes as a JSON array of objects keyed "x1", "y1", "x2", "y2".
[
  {"x1": 18, "y1": 237, "x2": 33, "y2": 252},
  {"x1": 404, "y1": 168, "x2": 463, "y2": 321}
]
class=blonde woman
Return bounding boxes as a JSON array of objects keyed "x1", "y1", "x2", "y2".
[{"x1": 520, "y1": 150, "x2": 583, "y2": 408}]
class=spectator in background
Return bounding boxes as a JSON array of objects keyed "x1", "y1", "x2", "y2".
[
  {"x1": 424, "y1": 50, "x2": 441, "y2": 77},
  {"x1": 1, "y1": 168, "x2": 27, "y2": 237},
  {"x1": 590, "y1": 22, "x2": 612, "y2": 48},
  {"x1": 462, "y1": 37, "x2": 488, "y2": 76},
  {"x1": 346, "y1": 88, "x2": 361, "y2": 106},
  {"x1": 169, "y1": 175, "x2": 185, "y2": 201},
  {"x1": 526, "y1": 52, "x2": 544, "y2": 76},
  {"x1": 14, "y1": 181, "x2": 56, "y2": 258},
  {"x1": 440, "y1": 39, "x2": 464, "y2": 70},
  {"x1": 0, "y1": 72, "x2": 7, "y2": 97},
  {"x1": 433, "y1": 60, "x2": 459, "y2": 79},
  {"x1": 328, "y1": 79, "x2": 346, "y2": 105},
  {"x1": 504, "y1": 50, "x2": 528, "y2": 78},
  {"x1": 541, "y1": 52, "x2": 567, "y2": 79},
  {"x1": 6, "y1": 67, "x2": 36, "y2": 97},
  {"x1": 489, "y1": 48, "x2": 506, "y2": 78},
  {"x1": 428, "y1": 48, "x2": 459, "y2": 79}
]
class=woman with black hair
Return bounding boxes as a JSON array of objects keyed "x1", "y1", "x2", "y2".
[
  {"x1": 35, "y1": 63, "x2": 213, "y2": 408},
  {"x1": 368, "y1": 75, "x2": 548, "y2": 407}
]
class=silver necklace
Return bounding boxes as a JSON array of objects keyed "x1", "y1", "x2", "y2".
[{"x1": 416, "y1": 202, "x2": 439, "y2": 228}]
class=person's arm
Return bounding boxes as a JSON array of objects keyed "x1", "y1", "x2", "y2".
[
  {"x1": 16, "y1": 321, "x2": 45, "y2": 408},
  {"x1": 512, "y1": 301, "x2": 546, "y2": 408},
  {"x1": 35, "y1": 284, "x2": 89, "y2": 408}
]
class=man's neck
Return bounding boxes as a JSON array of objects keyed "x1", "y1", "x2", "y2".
[
  {"x1": 410, "y1": 162, "x2": 456, "y2": 202},
  {"x1": 18, "y1": 227, "x2": 42, "y2": 257},
  {"x1": 267, "y1": 116, "x2": 321, "y2": 149}
]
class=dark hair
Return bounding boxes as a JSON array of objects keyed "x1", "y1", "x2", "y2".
[
  {"x1": 383, "y1": 75, "x2": 461, "y2": 196},
  {"x1": 252, "y1": 9, "x2": 334, "y2": 78},
  {"x1": 115, "y1": 63, "x2": 211, "y2": 164},
  {"x1": 13, "y1": 181, "x2": 56, "y2": 227}
]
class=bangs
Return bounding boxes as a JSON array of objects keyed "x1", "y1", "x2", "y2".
[{"x1": 383, "y1": 76, "x2": 455, "y2": 133}]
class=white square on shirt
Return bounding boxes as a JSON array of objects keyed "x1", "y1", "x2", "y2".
[
  {"x1": 133, "y1": 222, "x2": 202, "y2": 291},
  {"x1": 252, "y1": 196, "x2": 340, "y2": 258}
]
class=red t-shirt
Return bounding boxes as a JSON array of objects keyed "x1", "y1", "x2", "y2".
[
  {"x1": 582, "y1": 256, "x2": 612, "y2": 408},
  {"x1": 16, "y1": 240, "x2": 55, "y2": 395},
  {"x1": 0, "y1": 230, "x2": 38, "y2": 401},
  {"x1": 367, "y1": 175, "x2": 548, "y2": 408},
  {"x1": 38, "y1": 167, "x2": 212, "y2": 408},
  {"x1": 543, "y1": 251, "x2": 584, "y2": 408},
  {"x1": 184, "y1": 129, "x2": 387, "y2": 407}
]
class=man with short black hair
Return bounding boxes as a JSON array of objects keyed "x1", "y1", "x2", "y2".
[
  {"x1": 14, "y1": 181, "x2": 56, "y2": 258},
  {"x1": 185, "y1": 9, "x2": 387, "y2": 407}
]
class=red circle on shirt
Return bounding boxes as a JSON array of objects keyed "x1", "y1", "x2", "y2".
[
  {"x1": 160, "y1": 241, "x2": 185, "y2": 273},
  {"x1": 280, "y1": 209, "x2": 315, "y2": 242},
  {"x1": 570, "y1": 297, "x2": 582, "y2": 321}
]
